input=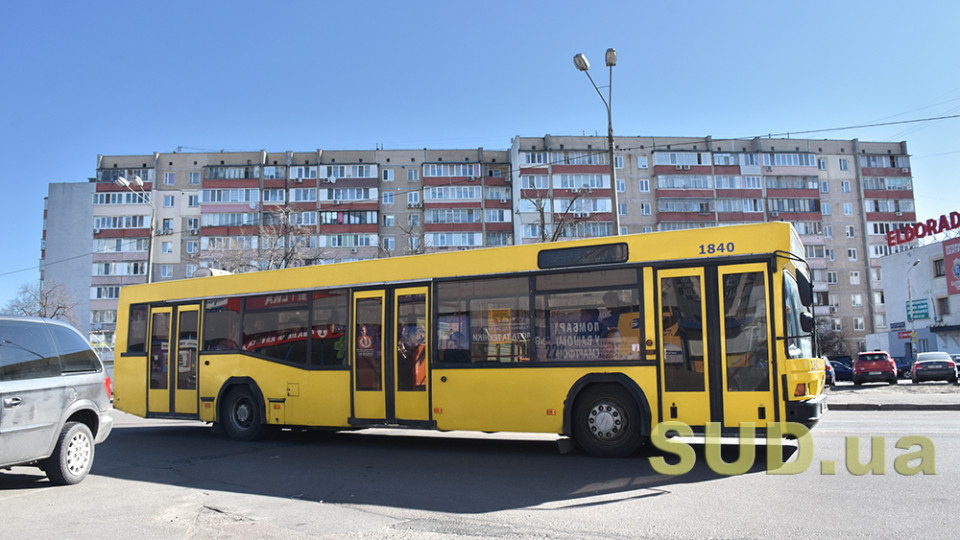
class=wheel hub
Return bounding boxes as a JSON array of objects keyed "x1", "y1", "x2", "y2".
[
  {"x1": 235, "y1": 402, "x2": 251, "y2": 425},
  {"x1": 588, "y1": 402, "x2": 623, "y2": 439}
]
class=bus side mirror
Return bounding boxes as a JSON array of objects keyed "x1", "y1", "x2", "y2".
[
  {"x1": 800, "y1": 312, "x2": 815, "y2": 333},
  {"x1": 797, "y1": 271, "x2": 813, "y2": 307}
]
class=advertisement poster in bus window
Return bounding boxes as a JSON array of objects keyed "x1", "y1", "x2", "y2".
[{"x1": 487, "y1": 308, "x2": 513, "y2": 344}]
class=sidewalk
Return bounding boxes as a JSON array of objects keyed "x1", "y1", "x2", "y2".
[{"x1": 825, "y1": 381, "x2": 960, "y2": 411}]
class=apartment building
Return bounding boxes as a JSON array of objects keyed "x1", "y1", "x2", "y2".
[{"x1": 40, "y1": 136, "x2": 916, "y2": 357}]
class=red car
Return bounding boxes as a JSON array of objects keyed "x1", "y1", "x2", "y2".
[{"x1": 853, "y1": 351, "x2": 898, "y2": 385}]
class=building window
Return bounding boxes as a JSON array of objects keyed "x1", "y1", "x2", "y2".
[
  {"x1": 408, "y1": 192, "x2": 420, "y2": 205},
  {"x1": 843, "y1": 203, "x2": 853, "y2": 215},
  {"x1": 841, "y1": 181, "x2": 851, "y2": 193},
  {"x1": 383, "y1": 214, "x2": 395, "y2": 227},
  {"x1": 874, "y1": 314, "x2": 886, "y2": 328},
  {"x1": 163, "y1": 172, "x2": 175, "y2": 185},
  {"x1": 161, "y1": 241, "x2": 173, "y2": 254},
  {"x1": 824, "y1": 225, "x2": 833, "y2": 238},
  {"x1": 638, "y1": 156, "x2": 648, "y2": 168},
  {"x1": 616, "y1": 179, "x2": 625, "y2": 192},
  {"x1": 615, "y1": 156, "x2": 624, "y2": 169},
  {"x1": 827, "y1": 271, "x2": 838, "y2": 284},
  {"x1": 822, "y1": 203, "x2": 831, "y2": 215},
  {"x1": 382, "y1": 237, "x2": 395, "y2": 251},
  {"x1": 408, "y1": 214, "x2": 420, "y2": 227},
  {"x1": 160, "y1": 265, "x2": 171, "y2": 278},
  {"x1": 163, "y1": 195, "x2": 175, "y2": 207},
  {"x1": 840, "y1": 159, "x2": 849, "y2": 171},
  {"x1": 187, "y1": 217, "x2": 199, "y2": 229},
  {"x1": 848, "y1": 248, "x2": 857, "y2": 261},
  {"x1": 185, "y1": 241, "x2": 198, "y2": 254},
  {"x1": 934, "y1": 258, "x2": 945, "y2": 277},
  {"x1": 638, "y1": 179, "x2": 650, "y2": 192},
  {"x1": 382, "y1": 169, "x2": 394, "y2": 181},
  {"x1": 618, "y1": 203, "x2": 626, "y2": 216},
  {"x1": 818, "y1": 159, "x2": 827, "y2": 171},
  {"x1": 620, "y1": 226, "x2": 628, "y2": 235},
  {"x1": 873, "y1": 291, "x2": 885, "y2": 305},
  {"x1": 162, "y1": 218, "x2": 173, "y2": 232},
  {"x1": 871, "y1": 267, "x2": 882, "y2": 282},
  {"x1": 640, "y1": 203, "x2": 651, "y2": 215},
  {"x1": 853, "y1": 317, "x2": 864, "y2": 331},
  {"x1": 820, "y1": 180, "x2": 828, "y2": 193},
  {"x1": 832, "y1": 319, "x2": 842, "y2": 331},
  {"x1": 851, "y1": 294, "x2": 863, "y2": 308},
  {"x1": 846, "y1": 225, "x2": 855, "y2": 238},
  {"x1": 826, "y1": 248, "x2": 835, "y2": 261},
  {"x1": 642, "y1": 226, "x2": 653, "y2": 233},
  {"x1": 186, "y1": 264, "x2": 198, "y2": 277},
  {"x1": 383, "y1": 192, "x2": 394, "y2": 205},
  {"x1": 407, "y1": 169, "x2": 419, "y2": 181},
  {"x1": 189, "y1": 172, "x2": 200, "y2": 185},
  {"x1": 849, "y1": 271, "x2": 860, "y2": 285},
  {"x1": 937, "y1": 297, "x2": 950, "y2": 316},
  {"x1": 188, "y1": 194, "x2": 199, "y2": 207}
]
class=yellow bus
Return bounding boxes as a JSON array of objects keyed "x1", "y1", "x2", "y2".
[{"x1": 113, "y1": 222, "x2": 825, "y2": 456}]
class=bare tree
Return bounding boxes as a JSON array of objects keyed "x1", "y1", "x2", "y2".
[
  {"x1": 815, "y1": 318, "x2": 850, "y2": 357},
  {"x1": 3, "y1": 280, "x2": 81, "y2": 327},
  {"x1": 519, "y1": 186, "x2": 599, "y2": 242},
  {"x1": 196, "y1": 207, "x2": 325, "y2": 273}
]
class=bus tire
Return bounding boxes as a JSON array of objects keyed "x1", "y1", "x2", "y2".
[
  {"x1": 572, "y1": 384, "x2": 643, "y2": 457},
  {"x1": 222, "y1": 386, "x2": 266, "y2": 441}
]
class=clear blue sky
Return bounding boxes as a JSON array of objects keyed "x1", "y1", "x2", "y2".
[{"x1": 2, "y1": 0, "x2": 958, "y2": 304}]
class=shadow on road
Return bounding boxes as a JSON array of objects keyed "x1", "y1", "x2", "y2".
[{"x1": 1, "y1": 421, "x2": 800, "y2": 513}]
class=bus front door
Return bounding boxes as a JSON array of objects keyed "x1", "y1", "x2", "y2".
[
  {"x1": 658, "y1": 268, "x2": 711, "y2": 427},
  {"x1": 351, "y1": 288, "x2": 432, "y2": 425},
  {"x1": 658, "y1": 265, "x2": 776, "y2": 429},
  {"x1": 146, "y1": 305, "x2": 200, "y2": 416}
]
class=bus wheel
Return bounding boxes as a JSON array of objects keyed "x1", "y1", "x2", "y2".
[
  {"x1": 573, "y1": 385, "x2": 643, "y2": 457},
  {"x1": 222, "y1": 387, "x2": 265, "y2": 441}
]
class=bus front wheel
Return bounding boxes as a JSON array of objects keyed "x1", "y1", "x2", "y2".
[
  {"x1": 573, "y1": 384, "x2": 643, "y2": 457},
  {"x1": 221, "y1": 386, "x2": 266, "y2": 441}
]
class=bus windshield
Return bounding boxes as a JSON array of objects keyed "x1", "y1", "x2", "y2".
[{"x1": 783, "y1": 270, "x2": 813, "y2": 359}]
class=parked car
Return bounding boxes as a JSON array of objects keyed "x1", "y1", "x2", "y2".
[
  {"x1": 0, "y1": 316, "x2": 113, "y2": 484},
  {"x1": 824, "y1": 359, "x2": 835, "y2": 387},
  {"x1": 853, "y1": 351, "x2": 898, "y2": 385},
  {"x1": 828, "y1": 356, "x2": 853, "y2": 382},
  {"x1": 893, "y1": 356, "x2": 914, "y2": 378},
  {"x1": 911, "y1": 352, "x2": 958, "y2": 384}
]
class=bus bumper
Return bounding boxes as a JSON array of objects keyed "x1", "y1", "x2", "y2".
[{"x1": 784, "y1": 393, "x2": 826, "y2": 428}]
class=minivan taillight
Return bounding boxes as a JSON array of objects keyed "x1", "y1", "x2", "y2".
[{"x1": 104, "y1": 377, "x2": 113, "y2": 400}]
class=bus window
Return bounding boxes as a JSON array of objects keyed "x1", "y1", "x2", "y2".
[
  {"x1": 722, "y1": 272, "x2": 769, "y2": 392},
  {"x1": 436, "y1": 277, "x2": 530, "y2": 364},
  {"x1": 355, "y1": 298, "x2": 383, "y2": 390},
  {"x1": 661, "y1": 276, "x2": 705, "y2": 391},
  {"x1": 397, "y1": 293, "x2": 427, "y2": 391},
  {"x1": 242, "y1": 293, "x2": 309, "y2": 366},
  {"x1": 203, "y1": 298, "x2": 241, "y2": 351},
  {"x1": 310, "y1": 290, "x2": 348, "y2": 367},
  {"x1": 533, "y1": 269, "x2": 639, "y2": 362},
  {"x1": 127, "y1": 305, "x2": 148, "y2": 354}
]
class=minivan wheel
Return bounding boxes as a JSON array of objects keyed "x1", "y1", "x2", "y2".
[{"x1": 44, "y1": 421, "x2": 94, "y2": 485}]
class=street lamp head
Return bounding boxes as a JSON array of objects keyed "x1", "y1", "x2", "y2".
[
  {"x1": 130, "y1": 175, "x2": 144, "y2": 188},
  {"x1": 573, "y1": 53, "x2": 590, "y2": 71},
  {"x1": 911, "y1": 259, "x2": 921, "y2": 267},
  {"x1": 605, "y1": 48, "x2": 617, "y2": 67},
  {"x1": 114, "y1": 177, "x2": 130, "y2": 188}
]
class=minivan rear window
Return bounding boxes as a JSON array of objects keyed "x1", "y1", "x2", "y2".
[
  {"x1": 49, "y1": 324, "x2": 102, "y2": 373},
  {"x1": 858, "y1": 354, "x2": 887, "y2": 362}
]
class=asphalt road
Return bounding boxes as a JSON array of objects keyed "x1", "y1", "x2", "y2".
[{"x1": 2, "y1": 409, "x2": 957, "y2": 539}]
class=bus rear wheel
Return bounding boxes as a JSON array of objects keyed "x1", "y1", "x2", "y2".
[
  {"x1": 573, "y1": 385, "x2": 643, "y2": 457},
  {"x1": 222, "y1": 387, "x2": 266, "y2": 441}
]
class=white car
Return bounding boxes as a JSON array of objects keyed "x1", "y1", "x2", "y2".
[{"x1": 1, "y1": 316, "x2": 113, "y2": 484}]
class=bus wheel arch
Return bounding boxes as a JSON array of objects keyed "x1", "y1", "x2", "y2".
[
  {"x1": 564, "y1": 374, "x2": 650, "y2": 457},
  {"x1": 218, "y1": 378, "x2": 268, "y2": 441}
]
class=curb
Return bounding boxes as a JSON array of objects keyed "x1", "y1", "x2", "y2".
[{"x1": 827, "y1": 403, "x2": 960, "y2": 411}]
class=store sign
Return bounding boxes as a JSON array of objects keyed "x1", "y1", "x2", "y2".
[
  {"x1": 886, "y1": 211, "x2": 960, "y2": 247},
  {"x1": 906, "y1": 299, "x2": 929, "y2": 321},
  {"x1": 945, "y1": 237, "x2": 960, "y2": 295},
  {"x1": 889, "y1": 321, "x2": 906, "y2": 330},
  {"x1": 897, "y1": 331, "x2": 912, "y2": 339}
]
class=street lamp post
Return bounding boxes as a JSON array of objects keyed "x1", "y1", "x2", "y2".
[
  {"x1": 115, "y1": 175, "x2": 156, "y2": 283},
  {"x1": 906, "y1": 258, "x2": 921, "y2": 358},
  {"x1": 574, "y1": 48, "x2": 621, "y2": 236}
]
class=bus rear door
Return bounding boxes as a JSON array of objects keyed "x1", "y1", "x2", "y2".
[{"x1": 146, "y1": 304, "x2": 200, "y2": 416}]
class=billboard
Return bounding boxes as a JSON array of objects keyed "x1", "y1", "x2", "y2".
[{"x1": 945, "y1": 237, "x2": 960, "y2": 295}]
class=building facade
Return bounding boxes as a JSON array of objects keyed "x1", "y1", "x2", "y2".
[{"x1": 40, "y1": 135, "x2": 917, "y2": 357}]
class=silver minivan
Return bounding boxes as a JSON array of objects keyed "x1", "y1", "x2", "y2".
[{"x1": 0, "y1": 316, "x2": 113, "y2": 484}]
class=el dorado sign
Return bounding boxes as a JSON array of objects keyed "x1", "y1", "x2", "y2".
[{"x1": 886, "y1": 211, "x2": 960, "y2": 247}]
